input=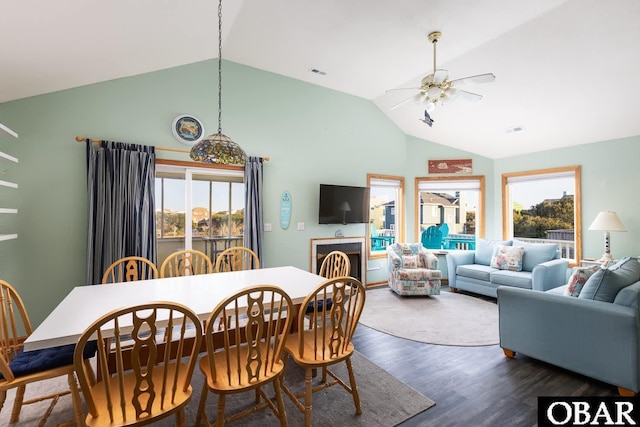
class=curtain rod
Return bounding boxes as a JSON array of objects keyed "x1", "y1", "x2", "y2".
[{"x1": 75, "y1": 136, "x2": 269, "y2": 160}]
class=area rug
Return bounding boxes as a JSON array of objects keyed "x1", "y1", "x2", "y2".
[
  {"x1": 0, "y1": 351, "x2": 434, "y2": 426},
  {"x1": 359, "y1": 288, "x2": 499, "y2": 346}
]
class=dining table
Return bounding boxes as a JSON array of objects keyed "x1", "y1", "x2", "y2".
[{"x1": 24, "y1": 266, "x2": 327, "y2": 353}]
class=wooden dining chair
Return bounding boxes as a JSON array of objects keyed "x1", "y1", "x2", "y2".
[
  {"x1": 196, "y1": 285, "x2": 293, "y2": 427},
  {"x1": 101, "y1": 255, "x2": 158, "y2": 284},
  {"x1": 214, "y1": 246, "x2": 260, "y2": 272},
  {"x1": 318, "y1": 250, "x2": 350, "y2": 278},
  {"x1": 73, "y1": 301, "x2": 202, "y2": 427},
  {"x1": 281, "y1": 276, "x2": 366, "y2": 427},
  {"x1": 160, "y1": 249, "x2": 213, "y2": 278},
  {"x1": 306, "y1": 250, "x2": 351, "y2": 327},
  {"x1": 0, "y1": 279, "x2": 95, "y2": 426}
]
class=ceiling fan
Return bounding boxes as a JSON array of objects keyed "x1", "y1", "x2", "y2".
[{"x1": 389, "y1": 31, "x2": 495, "y2": 112}]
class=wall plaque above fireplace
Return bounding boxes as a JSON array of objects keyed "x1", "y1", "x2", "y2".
[{"x1": 310, "y1": 236, "x2": 366, "y2": 286}]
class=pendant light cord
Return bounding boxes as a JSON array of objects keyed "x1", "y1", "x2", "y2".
[{"x1": 217, "y1": 0, "x2": 223, "y2": 134}]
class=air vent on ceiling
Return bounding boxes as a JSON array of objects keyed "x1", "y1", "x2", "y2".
[
  {"x1": 506, "y1": 125, "x2": 525, "y2": 133},
  {"x1": 309, "y1": 68, "x2": 327, "y2": 76}
]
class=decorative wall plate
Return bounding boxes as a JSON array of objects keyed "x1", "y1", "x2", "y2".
[{"x1": 171, "y1": 115, "x2": 205, "y2": 145}]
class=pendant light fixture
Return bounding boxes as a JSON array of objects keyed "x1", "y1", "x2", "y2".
[{"x1": 190, "y1": 0, "x2": 246, "y2": 165}]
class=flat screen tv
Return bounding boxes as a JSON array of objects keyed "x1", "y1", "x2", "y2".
[{"x1": 318, "y1": 184, "x2": 370, "y2": 225}]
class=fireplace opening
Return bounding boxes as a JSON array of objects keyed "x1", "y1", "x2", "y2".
[{"x1": 310, "y1": 237, "x2": 366, "y2": 285}]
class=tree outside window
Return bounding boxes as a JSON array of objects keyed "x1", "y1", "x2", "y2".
[{"x1": 502, "y1": 166, "x2": 581, "y2": 264}]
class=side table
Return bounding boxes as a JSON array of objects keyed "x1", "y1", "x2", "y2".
[
  {"x1": 580, "y1": 259, "x2": 606, "y2": 268},
  {"x1": 434, "y1": 251, "x2": 449, "y2": 285}
]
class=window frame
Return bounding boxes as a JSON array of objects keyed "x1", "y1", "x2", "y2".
[
  {"x1": 501, "y1": 165, "x2": 582, "y2": 266},
  {"x1": 155, "y1": 159, "x2": 244, "y2": 244},
  {"x1": 414, "y1": 175, "x2": 485, "y2": 242},
  {"x1": 367, "y1": 174, "x2": 404, "y2": 259}
]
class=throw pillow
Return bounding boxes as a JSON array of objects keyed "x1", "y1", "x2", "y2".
[
  {"x1": 490, "y1": 245, "x2": 524, "y2": 272},
  {"x1": 564, "y1": 265, "x2": 599, "y2": 297},
  {"x1": 475, "y1": 238, "x2": 513, "y2": 266},
  {"x1": 512, "y1": 240, "x2": 559, "y2": 272},
  {"x1": 402, "y1": 255, "x2": 419, "y2": 269},
  {"x1": 579, "y1": 257, "x2": 640, "y2": 302}
]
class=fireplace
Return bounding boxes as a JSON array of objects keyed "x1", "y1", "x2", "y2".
[{"x1": 310, "y1": 237, "x2": 366, "y2": 285}]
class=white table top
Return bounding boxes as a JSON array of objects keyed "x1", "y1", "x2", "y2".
[{"x1": 24, "y1": 266, "x2": 326, "y2": 352}]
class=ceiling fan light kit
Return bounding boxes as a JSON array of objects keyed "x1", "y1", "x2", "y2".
[{"x1": 391, "y1": 31, "x2": 496, "y2": 114}]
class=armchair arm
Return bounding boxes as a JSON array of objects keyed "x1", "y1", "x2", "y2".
[
  {"x1": 445, "y1": 250, "x2": 476, "y2": 288},
  {"x1": 531, "y1": 258, "x2": 569, "y2": 291},
  {"x1": 497, "y1": 286, "x2": 640, "y2": 392},
  {"x1": 420, "y1": 250, "x2": 439, "y2": 269},
  {"x1": 387, "y1": 247, "x2": 402, "y2": 272}
]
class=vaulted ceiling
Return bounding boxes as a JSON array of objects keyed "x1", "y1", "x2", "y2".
[{"x1": 1, "y1": 0, "x2": 639, "y2": 158}]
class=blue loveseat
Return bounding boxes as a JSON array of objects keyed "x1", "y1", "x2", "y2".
[
  {"x1": 446, "y1": 238, "x2": 568, "y2": 298},
  {"x1": 498, "y1": 257, "x2": 640, "y2": 395}
]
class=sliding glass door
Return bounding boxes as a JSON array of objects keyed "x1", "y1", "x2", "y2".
[{"x1": 155, "y1": 163, "x2": 244, "y2": 268}]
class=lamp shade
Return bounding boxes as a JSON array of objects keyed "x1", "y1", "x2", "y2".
[
  {"x1": 588, "y1": 211, "x2": 626, "y2": 232},
  {"x1": 189, "y1": 133, "x2": 246, "y2": 165}
]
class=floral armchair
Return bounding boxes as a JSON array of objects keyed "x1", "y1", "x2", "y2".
[{"x1": 387, "y1": 243, "x2": 441, "y2": 296}]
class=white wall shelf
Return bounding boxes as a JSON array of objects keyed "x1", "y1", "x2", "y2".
[
  {"x1": 0, "y1": 122, "x2": 18, "y2": 139},
  {"x1": 1, "y1": 122, "x2": 19, "y2": 241},
  {"x1": 0, "y1": 179, "x2": 18, "y2": 189},
  {"x1": 0, "y1": 150, "x2": 18, "y2": 163}
]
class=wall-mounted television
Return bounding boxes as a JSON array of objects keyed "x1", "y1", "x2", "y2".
[{"x1": 318, "y1": 184, "x2": 370, "y2": 225}]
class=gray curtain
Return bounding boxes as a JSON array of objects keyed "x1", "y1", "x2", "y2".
[
  {"x1": 244, "y1": 157, "x2": 264, "y2": 265},
  {"x1": 86, "y1": 140, "x2": 156, "y2": 284}
]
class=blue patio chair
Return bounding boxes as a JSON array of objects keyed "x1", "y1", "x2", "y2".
[
  {"x1": 421, "y1": 225, "x2": 443, "y2": 249},
  {"x1": 370, "y1": 223, "x2": 394, "y2": 250}
]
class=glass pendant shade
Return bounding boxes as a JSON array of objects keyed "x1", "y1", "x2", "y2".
[{"x1": 190, "y1": 132, "x2": 246, "y2": 165}]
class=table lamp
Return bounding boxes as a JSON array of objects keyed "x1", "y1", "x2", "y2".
[{"x1": 588, "y1": 211, "x2": 626, "y2": 262}]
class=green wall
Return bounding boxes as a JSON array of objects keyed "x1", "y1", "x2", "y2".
[
  {"x1": 494, "y1": 136, "x2": 640, "y2": 261},
  {"x1": 0, "y1": 59, "x2": 637, "y2": 325}
]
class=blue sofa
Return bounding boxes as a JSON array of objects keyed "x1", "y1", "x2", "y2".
[
  {"x1": 446, "y1": 238, "x2": 569, "y2": 298},
  {"x1": 498, "y1": 257, "x2": 640, "y2": 395}
]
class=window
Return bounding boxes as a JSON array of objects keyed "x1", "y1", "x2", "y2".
[
  {"x1": 415, "y1": 176, "x2": 485, "y2": 248},
  {"x1": 155, "y1": 160, "x2": 244, "y2": 267},
  {"x1": 368, "y1": 174, "x2": 404, "y2": 258},
  {"x1": 502, "y1": 166, "x2": 581, "y2": 264}
]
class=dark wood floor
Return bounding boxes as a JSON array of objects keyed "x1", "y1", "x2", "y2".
[{"x1": 352, "y1": 289, "x2": 617, "y2": 427}]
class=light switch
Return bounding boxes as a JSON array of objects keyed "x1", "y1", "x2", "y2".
[
  {"x1": 297, "y1": 222, "x2": 305, "y2": 231},
  {"x1": 264, "y1": 223, "x2": 272, "y2": 232}
]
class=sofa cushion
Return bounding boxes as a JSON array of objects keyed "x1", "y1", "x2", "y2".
[
  {"x1": 490, "y1": 245, "x2": 524, "y2": 272},
  {"x1": 614, "y1": 281, "x2": 640, "y2": 309},
  {"x1": 512, "y1": 240, "x2": 559, "y2": 272},
  {"x1": 563, "y1": 265, "x2": 600, "y2": 297},
  {"x1": 475, "y1": 238, "x2": 512, "y2": 266},
  {"x1": 490, "y1": 270, "x2": 532, "y2": 289},
  {"x1": 579, "y1": 257, "x2": 640, "y2": 302},
  {"x1": 456, "y1": 264, "x2": 494, "y2": 282},
  {"x1": 547, "y1": 284, "x2": 567, "y2": 296}
]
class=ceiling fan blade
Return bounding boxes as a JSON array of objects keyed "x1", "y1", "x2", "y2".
[
  {"x1": 450, "y1": 73, "x2": 495, "y2": 85},
  {"x1": 458, "y1": 90, "x2": 483, "y2": 102},
  {"x1": 433, "y1": 69, "x2": 448, "y2": 84},
  {"x1": 442, "y1": 87, "x2": 459, "y2": 102}
]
